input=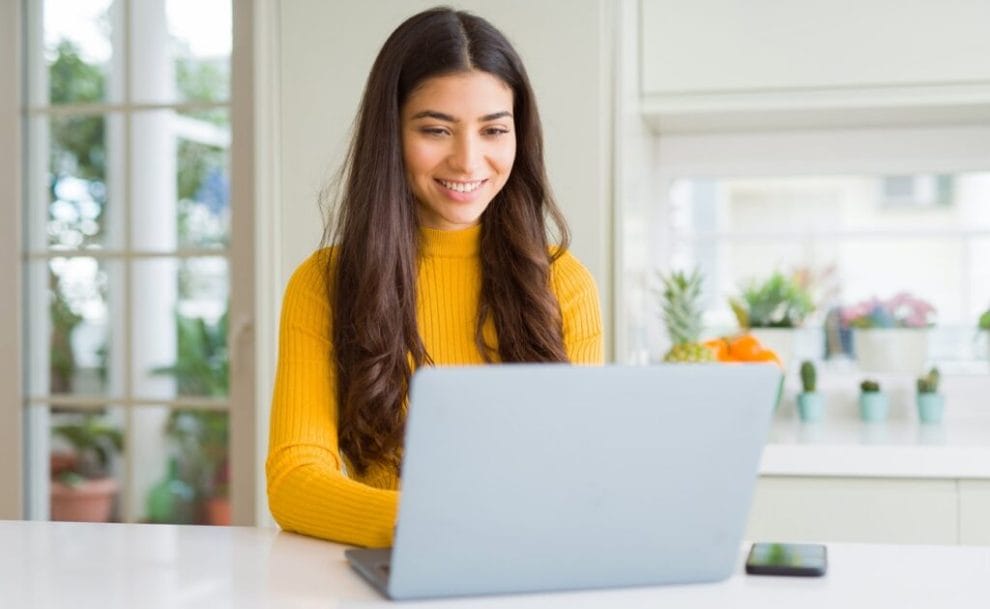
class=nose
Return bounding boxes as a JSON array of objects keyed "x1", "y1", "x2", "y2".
[{"x1": 448, "y1": 133, "x2": 481, "y2": 174}]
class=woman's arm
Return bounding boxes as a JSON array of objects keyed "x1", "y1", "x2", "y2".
[
  {"x1": 551, "y1": 252, "x2": 604, "y2": 364},
  {"x1": 266, "y1": 251, "x2": 398, "y2": 548}
]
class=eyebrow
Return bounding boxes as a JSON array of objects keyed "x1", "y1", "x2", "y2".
[{"x1": 410, "y1": 110, "x2": 513, "y2": 123}]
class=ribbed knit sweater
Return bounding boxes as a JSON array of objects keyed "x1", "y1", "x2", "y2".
[{"x1": 266, "y1": 224, "x2": 603, "y2": 548}]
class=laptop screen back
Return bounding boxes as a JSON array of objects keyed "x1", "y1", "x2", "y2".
[{"x1": 387, "y1": 364, "x2": 780, "y2": 600}]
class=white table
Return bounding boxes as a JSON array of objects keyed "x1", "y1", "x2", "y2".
[{"x1": 2, "y1": 520, "x2": 989, "y2": 608}]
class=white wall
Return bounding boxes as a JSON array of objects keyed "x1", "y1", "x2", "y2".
[{"x1": 272, "y1": 0, "x2": 615, "y2": 340}]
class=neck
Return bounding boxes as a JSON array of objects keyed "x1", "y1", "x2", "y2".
[{"x1": 419, "y1": 224, "x2": 481, "y2": 258}]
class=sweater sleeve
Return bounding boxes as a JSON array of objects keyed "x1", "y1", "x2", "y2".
[
  {"x1": 551, "y1": 251, "x2": 605, "y2": 364},
  {"x1": 266, "y1": 251, "x2": 398, "y2": 548}
]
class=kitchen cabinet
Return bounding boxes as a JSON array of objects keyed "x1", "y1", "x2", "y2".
[
  {"x1": 746, "y1": 477, "x2": 959, "y2": 544},
  {"x1": 959, "y1": 481, "x2": 990, "y2": 545},
  {"x1": 639, "y1": 0, "x2": 990, "y2": 131},
  {"x1": 748, "y1": 475, "x2": 990, "y2": 545}
]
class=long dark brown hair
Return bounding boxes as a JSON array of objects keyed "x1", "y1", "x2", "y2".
[{"x1": 325, "y1": 7, "x2": 570, "y2": 475}]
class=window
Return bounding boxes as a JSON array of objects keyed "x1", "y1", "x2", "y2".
[
  {"x1": 665, "y1": 173, "x2": 990, "y2": 365},
  {"x1": 22, "y1": 0, "x2": 251, "y2": 524},
  {"x1": 618, "y1": 127, "x2": 990, "y2": 373}
]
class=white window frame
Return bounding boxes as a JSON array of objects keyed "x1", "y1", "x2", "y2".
[{"x1": 13, "y1": 0, "x2": 256, "y2": 524}]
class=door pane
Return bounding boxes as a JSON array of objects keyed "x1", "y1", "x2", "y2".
[
  {"x1": 40, "y1": 0, "x2": 119, "y2": 106},
  {"x1": 130, "y1": 0, "x2": 231, "y2": 104},
  {"x1": 46, "y1": 406, "x2": 126, "y2": 523},
  {"x1": 131, "y1": 109, "x2": 230, "y2": 252},
  {"x1": 43, "y1": 113, "x2": 122, "y2": 251},
  {"x1": 132, "y1": 257, "x2": 229, "y2": 400},
  {"x1": 133, "y1": 406, "x2": 230, "y2": 525},
  {"x1": 27, "y1": 258, "x2": 122, "y2": 397}
]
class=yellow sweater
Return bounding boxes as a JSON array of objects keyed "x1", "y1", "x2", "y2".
[{"x1": 266, "y1": 224, "x2": 603, "y2": 548}]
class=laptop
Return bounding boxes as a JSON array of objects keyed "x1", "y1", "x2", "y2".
[{"x1": 346, "y1": 363, "x2": 780, "y2": 600}]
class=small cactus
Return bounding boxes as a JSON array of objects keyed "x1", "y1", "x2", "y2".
[
  {"x1": 799, "y1": 360, "x2": 816, "y2": 393},
  {"x1": 860, "y1": 379, "x2": 881, "y2": 393},
  {"x1": 917, "y1": 367, "x2": 941, "y2": 394}
]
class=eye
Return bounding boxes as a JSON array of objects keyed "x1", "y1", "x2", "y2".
[
  {"x1": 419, "y1": 127, "x2": 450, "y2": 137},
  {"x1": 483, "y1": 127, "x2": 511, "y2": 137}
]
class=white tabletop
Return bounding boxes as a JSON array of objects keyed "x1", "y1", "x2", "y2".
[{"x1": 2, "y1": 521, "x2": 989, "y2": 608}]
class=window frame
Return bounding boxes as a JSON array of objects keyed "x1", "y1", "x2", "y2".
[{"x1": 14, "y1": 0, "x2": 256, "y2": 524}]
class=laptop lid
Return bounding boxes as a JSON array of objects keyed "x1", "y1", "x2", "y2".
[{"x1": 385, "y1": 363, "x2": 779, "y2": 600}]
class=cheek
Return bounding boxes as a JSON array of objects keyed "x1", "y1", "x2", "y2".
[
  {"x1": 496, "y1": 141, "x2": 517, "y2": 176},
  {"x1": 403, "y1": 140, "x2": 434, "y2": 179}
]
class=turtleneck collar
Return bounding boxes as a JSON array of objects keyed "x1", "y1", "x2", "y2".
[{"x1": 419, "y1": 223, "x2": 481, "y2": 259}]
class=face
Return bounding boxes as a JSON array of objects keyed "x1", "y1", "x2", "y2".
[{"x1": 401, "y1": 70, "x2": 516, "y2": 231}]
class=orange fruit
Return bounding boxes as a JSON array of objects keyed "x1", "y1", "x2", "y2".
[
  {"x1": 750, "y1": 349, "x2": 783, "y2": 368},
  {"x1": 727, "y1": 334, "x2": 763, "y2": 361},
  {"x1": 703, "y1": 337, "x2": 731, "y2": 361}
]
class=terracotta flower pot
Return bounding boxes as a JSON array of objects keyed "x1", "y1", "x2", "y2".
[
  {"x1": 50, "y1": 477, "x2": 118, "y2": 522},
  {"x1": 204, "y1": 497, "x2": 231, "y2": 525}
]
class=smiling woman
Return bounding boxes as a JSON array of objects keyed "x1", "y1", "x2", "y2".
[{"x1": 265, "y1": 6, "x2": 603, "y2": 548}]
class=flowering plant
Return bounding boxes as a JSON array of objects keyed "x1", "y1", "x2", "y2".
[{"x1": 841, "y1": 293, "x2": 936, "y2": 329}]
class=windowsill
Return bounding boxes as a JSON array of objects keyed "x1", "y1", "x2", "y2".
[{"x1": 761, "y1": 364, "x2": 990, "y2": 478}]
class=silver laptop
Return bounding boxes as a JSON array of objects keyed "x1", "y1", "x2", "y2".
[{"x1": 346, "y1": 363, "x2": 780, "y2": 600}]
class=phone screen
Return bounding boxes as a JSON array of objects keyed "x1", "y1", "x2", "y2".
[{"x1": 745, "y1": 542, "x2": 827, "y2": 576}]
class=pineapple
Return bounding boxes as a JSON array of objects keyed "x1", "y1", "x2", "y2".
[{"x1": 659, "y1": 269, "x2": 716, "y2": 363}]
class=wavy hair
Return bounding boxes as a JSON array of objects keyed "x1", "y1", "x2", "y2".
[{"x1": 326, "y1": 7, "x2": 570, "y2": 475}]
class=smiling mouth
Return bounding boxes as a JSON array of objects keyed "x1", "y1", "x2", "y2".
[{"x1": 437, "y1": 179, "x2": 486, "y2": 193}]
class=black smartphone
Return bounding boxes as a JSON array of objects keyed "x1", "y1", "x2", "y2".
[{"x1": 745, "y1": 542, "x2": 828, "y2": 577}]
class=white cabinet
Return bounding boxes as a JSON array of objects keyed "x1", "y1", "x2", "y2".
[
  {"x1": 748, "y1": 477, "x2": 990, "y2": 545},
  {"x1": 960, "y1": 481, "x2": 990, "y2": 546},
  {"x1": 639, "y1": 0, "x2": 990, "y2": 131},
  {"x1": 747, "y1": 477, "x2": 958, "y2": 544}
]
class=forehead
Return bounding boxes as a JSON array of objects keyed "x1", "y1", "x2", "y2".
[{"x1": 403, "y1": 70, "x2": 513, "y2": 116}]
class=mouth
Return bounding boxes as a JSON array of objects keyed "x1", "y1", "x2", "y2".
[{"x1": 436, "y1": 178, "x2": 487, "y2": 194}]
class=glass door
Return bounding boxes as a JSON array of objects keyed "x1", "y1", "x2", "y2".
[{"x1": 23, "y1": 0, "x2": 244, "y2": 525}]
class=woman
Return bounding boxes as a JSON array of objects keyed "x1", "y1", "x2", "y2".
[{"x1": 266, "y1": 7, "x2": 603, "y2": 548}]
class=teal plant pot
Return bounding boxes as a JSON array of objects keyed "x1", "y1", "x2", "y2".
[
  {"x1": 859, "y1": 392, "x2": 889, "y2": 422},
  {"x1": 796, "y1": 392, "x2": 825, "y2": 423},
  {"x1": 916, "y1": 393, "x2": 945, "y2": 424}
]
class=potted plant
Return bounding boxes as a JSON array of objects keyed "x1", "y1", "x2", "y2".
[
  {"x1": 49, "y1": 412, "x2": 124, "y2": 522},
  {"x1": 729, "y1": 271, "x2": 814, "y2": 369},
  {"x1": 796, "y1": 360, "x2": 825, "y2": 422},
  {"x1": 165, "y1": 410, "x2": 230, "y2": 525},
  {"x1": 152, "y1": 310, "x2": 231, "y2": 524},
  {"x1": 916, "y1": 367, "x2": 944, "y2": 424},
  {"x1": 842, "y1": 293, "x2": 935, "y2": 374},
  {"x1": 858, "y1": 379, "x2": 889, "y2": 422},
  {"x1": 205, "y1": 458, "x2": 231, "y2": 525}
]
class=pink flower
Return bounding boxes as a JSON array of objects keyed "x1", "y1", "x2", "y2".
[{"x1": 841, "y1": 293, "x2": 936, "y2": 329}]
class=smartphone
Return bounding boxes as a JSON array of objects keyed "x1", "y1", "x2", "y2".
[{"x1": 745, "y1": 542, "x2": 828, "y2": 577}]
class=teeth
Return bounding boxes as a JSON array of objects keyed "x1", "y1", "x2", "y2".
[{"x1": 440, "y1": 179, "x2": 483, "y2": 193}]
